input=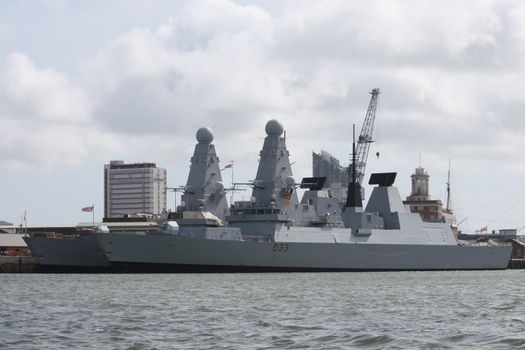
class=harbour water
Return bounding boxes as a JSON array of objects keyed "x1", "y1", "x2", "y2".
[{"x1": 1, "y1": 271, "x2": 524, "y2": 349}]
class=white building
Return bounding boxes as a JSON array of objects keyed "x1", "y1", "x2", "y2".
[{"x1": 104, "y1": 161, "x2": 167, "y2": 218}]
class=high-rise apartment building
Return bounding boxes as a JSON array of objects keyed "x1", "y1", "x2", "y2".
[
  {"x1": 312, "y1": 150, "x2": 346, "y2": 187},
  {"x1": 312, "y1": 150, "x2": 348, "y2": 203},
  {"x1": 104, "y1": 161, "x2": 167, "y2": 218}
]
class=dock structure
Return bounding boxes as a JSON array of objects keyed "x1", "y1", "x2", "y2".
[
  {"x1": 0, "y1": 256, "x2": 38, "y2": 273},
  {"x1": 508, "y1": 239, "x2": 525, "y2": 268},
  {"x1": 508, "y1": 259, "x2": 525, "y2": 269}
]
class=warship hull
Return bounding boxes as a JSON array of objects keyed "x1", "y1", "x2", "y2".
[
  {"x1": 23, "y1": 236, "x2": 111, "y2": 272},
  {"x1": 96, "y1": 234, "x2": 511, "y2": 272}
]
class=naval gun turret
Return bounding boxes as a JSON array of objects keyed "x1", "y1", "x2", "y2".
[{"x1": 177, "y1": 127, "x2": 229, "y2": 220}]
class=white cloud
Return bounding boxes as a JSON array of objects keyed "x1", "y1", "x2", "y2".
[
  {"x1": 278, "y1": 0, "x2": 507, "y2": 62},
  {"x1": 159, "y1": 0, "x2": 272, "y2": 48},
  {"x1": 82, "y1": 0, "x2": 286, "y2": 139},
  {"x1": 0, "y1": 53, "x2": 122, "y2": 168},
  {"x1": 0, "y1": 119, "x2": 123, "y2": 168},
  {"x1": 1, "y1": 52, "x2": 92, "y2": 123},
  {"x1": 3, "y1": 0, "x2": 525, "y2": 172},
  {"x1": 71, "y1": 0, "x2": 525, "y2": 177}
]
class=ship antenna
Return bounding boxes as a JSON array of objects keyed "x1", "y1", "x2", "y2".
[
  {"x1": 446, "y1": 158, "x2": 451, "y2": 212},
  {"x1": 352, "y1": 124, "x2": 357, "y2": 186},
  {"x1": 345, "y1": 124, "x2": 362, "y2": 207}
]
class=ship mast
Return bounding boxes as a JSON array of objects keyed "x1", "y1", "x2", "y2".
[
  {"x1": 345, "y1": 124, "x2": 362, "y2": 208},
  {"x1": 446, "y1": 158, "x2": 451, "y2": 212}
]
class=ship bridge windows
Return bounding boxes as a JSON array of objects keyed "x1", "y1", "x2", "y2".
[
  {"x1": 257, "y1": 209, "x2": 276, "y2": 214},
  {"x1": 232, "y1": 208, "x2": 280, "y2": 215}
]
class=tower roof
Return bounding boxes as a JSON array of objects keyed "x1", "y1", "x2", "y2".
[{"x1": 412, "y1": 166, "x2": 428, "y2": 177}]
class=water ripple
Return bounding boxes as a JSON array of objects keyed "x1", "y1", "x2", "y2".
[{"x1": 1, "y1": 271, "x2": 524, "y2": 349}]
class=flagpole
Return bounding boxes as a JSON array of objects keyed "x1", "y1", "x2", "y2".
[
  {"x1": 231, "y1": 162, "x2": 234, "y2": 205},
  {"x1": 92, "y1": 204, "x2": 95, "y2": 228}
]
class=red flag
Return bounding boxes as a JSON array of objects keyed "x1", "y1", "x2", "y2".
[{"x1": 82, "y1": 206, "x2": 94, "y2": 212}]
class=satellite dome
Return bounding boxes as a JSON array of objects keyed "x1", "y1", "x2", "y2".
[
  {"x1": 265, "y1": 119, "x2": 284, "y2": 136},
  {"x1": 94, "y1": 225, "x2": 110, "y2": 234},
  {"x1": 285, "y1": 176, "x2": 295, "y2": 186},
  {"x1": 162, "y1": 221, "x2": 179, "y2": 234},
  {"x1": 196, "y1": 127, "x2": 214, "y2": 143}
]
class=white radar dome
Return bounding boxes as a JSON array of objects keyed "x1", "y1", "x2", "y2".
[
  {"x1": 162, "y1": 221, "x2": 179, "y2": 234},
  {"x1": 285, "y1": 176, "x2": 295, "y2": 186},
  {"x1": 94, "y1": 225, "x2": 110, "y2": 234},
  {"x1": 265, "y1": 119, "x2": 284, "y2": 136},
  {"x1": 196, "y1": 127, "x2": 214, "y2": 143}
]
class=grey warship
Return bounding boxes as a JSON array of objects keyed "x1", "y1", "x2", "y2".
[
  {"x1": 95, "y1": 120, "x2": 512, "y2": 272},
  {"x1": 22, "y1": 220, "x2": 161, "y2": 272},
  {"x1": 23, "y1": 126, "x2": 232, "y2": 272},
  {"x1": 23, "y1": 233, "x2": 111, "y2": 272}
]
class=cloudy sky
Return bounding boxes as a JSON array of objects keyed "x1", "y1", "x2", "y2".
[{"x1": 1, "y1": 0, "x2": 525, "y2": 232}]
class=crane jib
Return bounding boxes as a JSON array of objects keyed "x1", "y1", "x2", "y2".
[{"x1": 348, "y1": 88, "x2": 381, "y2": 188}]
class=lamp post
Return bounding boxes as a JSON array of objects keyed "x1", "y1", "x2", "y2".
[{"x1": 221, "y1": 161, "x2": 235, "y2": 205}]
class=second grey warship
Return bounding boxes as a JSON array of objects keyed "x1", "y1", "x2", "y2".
[{"x1": 23, "y1": 126, "x2": 233, "y2": 272}]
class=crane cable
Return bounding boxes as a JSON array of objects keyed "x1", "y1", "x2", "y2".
[{"x1": 375, "y1": 92, "x2": 380, "y2": 159}]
